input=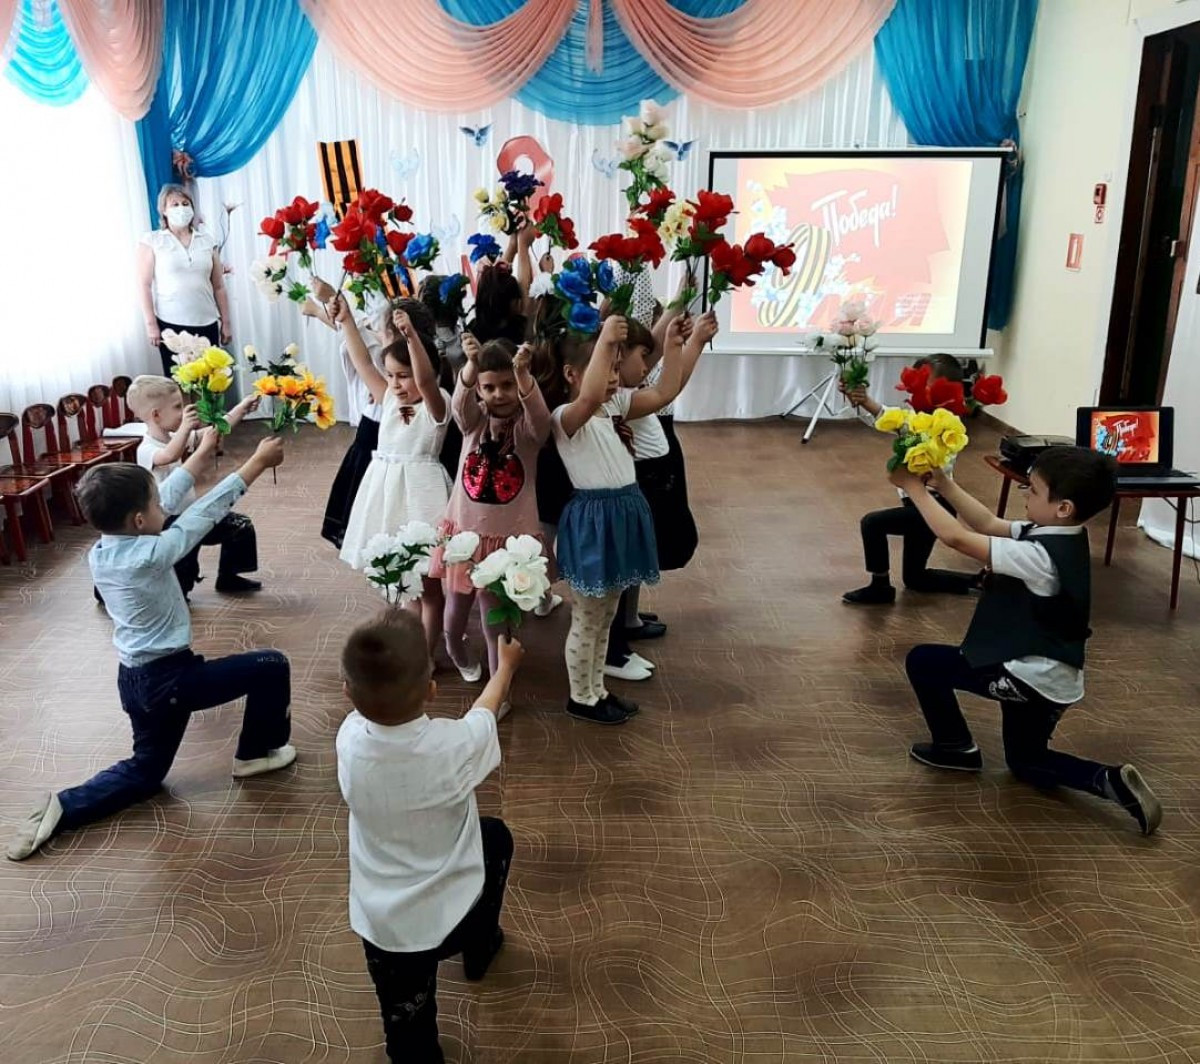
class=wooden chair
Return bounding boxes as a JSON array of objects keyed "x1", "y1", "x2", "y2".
[
  {"x1": 46, "y1": 394, "x2": 116, "y2": 471},
  {"x1": 0, "y1": 414, "x2": 56, "y2": 558},
  {"x1": 0, "y1": 404, "x2": 84, "y2": 523},
  {"x1": 109, "y1": 375, "x2": 135, "y2": 427},
  {"x1": 84, "y1": 385, "x2": 139, "y2": 460}
]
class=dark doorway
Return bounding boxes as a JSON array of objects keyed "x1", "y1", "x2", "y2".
[{"x1": 1101, "y1": 23, "x2": 1200, "y2": 404}]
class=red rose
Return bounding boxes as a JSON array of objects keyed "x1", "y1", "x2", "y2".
[
  {"x1": 391, "y1": 202, "x2": 413, "y2": 224},
  {"x1": 897, "y1": 364, "x2": 932, "y2": 395},
  {"x1": 260, "y1": 215, "x2": 285, "y2": 240},
  {"x1": 771, "y1": 245, "x2": 796, "y2": 275},
  {"x1": 343, "y1": 250, "x2": 368, "y2": 274},
  {"x1": 628, "y1": 217, "x2": 666, "y2": 267},
  {"x1": 743, "y1": 232, "x2": 777, "y2": 262},
  {"x1": 590, "y1": 233, "x2": 628, "y2": 261},
  {"x1": 386, "y1": 230, "x2": 412, "y2": 258},
  {"x1": 971, "y1": 374, "x2": 1008, "y2": 406},
  {"x1": 929, "y1": 378, "x2": 967, "y2": 416},
  {"x1": 356, "y1": 188, "x2": 394, "y2": 221},
  {"x1": 691, "y1": 189, "x2": 733, "y2": 230},
  {"x1": 331, "y1": 208, "x2": 376, "y2": 251},
  {"x1": 533, "y1": 193, "x2": 563, "y2": 225},
  {"x1": 710, "y1": 240, "x2": 761, "y2": 286},
  {"x1": 559, "y1": 216, "x2": 579, "y2": 250},
  {"x1": 638, "y1": 187, "x2": 676, "y2": 223}
]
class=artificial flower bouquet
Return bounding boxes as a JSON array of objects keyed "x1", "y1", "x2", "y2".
[
  {"x1": 896, "y1": 365, "x2": 1007, "y2": 417},
  {"x1": 331, "y1": 189, "x2": 437, "y2": 309},
  {"x1": 474, "y1": 169, "x2": 543, "y2": 235},
  {"x1": 251, "y1": 359, "x2": 336, "y2": 432},
  {"x1": 467, "y1": 232, "x2": 502, "y2": 264},
  {"x1": 468, "y1": 535, "x2": 551, "y2": 633},
  {"x1": 589, "y1": 217, "x2": 666, "y2": 317},
  {"x1": 533, "y1": 192, "x2": 579, "y2": 250},
  {"x1": 254, "y1": 195, "x2": 327, "y2": 303},
  {"x1": 706, "y1": 231, "x2": 795, "y2": 306},
  {"x1": 618, "y1": 99, "x2": 675, "y2": 212},
  {"x1": 171, "y1": 344, "x2": 236, "y2": 434},
  {"x1": 362, "y1": 523, "x2": 480, "y2": 605},
  {"x1": 874, "y1": 406, "x2": 969, "y2": 475},
  {"x1": 548, "y1": 255, "x2": 618, "y2": 336},
  {"x1": 432, "y1": 273, "x2": 471, "y2": 323},
  {"x1": 807, "y1": 301, "x2": 881, "y2": 395}
]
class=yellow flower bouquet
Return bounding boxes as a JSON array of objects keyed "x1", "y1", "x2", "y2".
[
  {"x1": 172, "y1": 346, "x2": 235, "y2": 434},
  {"x1": 875, "y1": 406, "x2": 968, "y2": 474},
  {"x1": 253, "y1": 366, "x2": 336, "y2": 433}
]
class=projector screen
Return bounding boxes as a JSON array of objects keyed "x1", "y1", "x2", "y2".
[{"x1": 705, "y1": 150, "x2": 1006, "y2": 355}]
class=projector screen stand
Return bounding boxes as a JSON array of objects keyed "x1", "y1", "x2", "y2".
[{"x1": 782, "y1": 371, "x2": 841, "y2": 444}]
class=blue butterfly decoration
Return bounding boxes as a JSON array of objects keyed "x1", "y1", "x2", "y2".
[
  {"x1": 591, "y1": 148, "x2": 619, "y2": 178},
  {"x1": 663, "y1": 139, "x2": 696, "y2": 161},
  {"x1": 390, "y1": 147, "x2": 421, "y2": 179},
  {"x1": 432, "y1": 214, "x2": 462, "y2": 243},
  {"x1": 460, "y1": 124, "x2": 492, "y2": 147}
]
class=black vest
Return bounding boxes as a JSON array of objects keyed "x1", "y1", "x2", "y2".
[{"x1": 961, "y1": 527, "x2": 1092, "y2": 669}]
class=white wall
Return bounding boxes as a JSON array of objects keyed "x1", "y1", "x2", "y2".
[{"x1": 993, "y1": 0, "x2": 1200, "y2": 434}]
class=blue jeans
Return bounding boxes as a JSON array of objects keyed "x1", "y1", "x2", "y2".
[
  {"x1": 905, "y1": 644, "x2": 1108, "y2": 796},
  {"x1": 56, "y1": 648, "x2": 291, "y2": 832}
]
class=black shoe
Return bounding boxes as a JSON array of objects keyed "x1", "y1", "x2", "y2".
[
  {"x1": 909, "y1": 741, "x2": 983, "y2": 772},
  {"x1": 215, "y1": 575, "x2": 263, "y2": 594},
  {"x1": 625, "y1": 619, "x2": 666, "y2": 641},
  {"x1": 603, "y1": 692, "x2": 639, "y2": 717},
  {"x1": 566, "y1": 698, "x2": 629, "y2": 725},
  {"x1": 842, "y1": 582, "x2": 896, "y2": 605},
  {"x1": 462, "y1": 928, "x2": 504, "y2": 981},
  {"x1": 638, "y1": 611, "x2": 659, "y2": 622},
  {"x1": 1106, "y1": 765, "x2": 1162, "y2": 836}
]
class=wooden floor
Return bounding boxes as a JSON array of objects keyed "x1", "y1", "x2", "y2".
[{"x1": 2, "y1": 417, "x2": 1200, "y2": 1063}]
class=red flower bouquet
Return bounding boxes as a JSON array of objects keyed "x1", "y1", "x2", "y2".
[
  {"x1": 589, "y1": 218, "x2": 667, "y2": 317},
  {"x1": 533, "y1": 193, "x2": 579, "y2": 251},
  {"x1": 706, "y1": 232, "x2": 794, "y2": 306}
]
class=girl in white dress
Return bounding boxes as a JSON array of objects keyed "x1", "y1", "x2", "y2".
[{"x1": 335, "y1": 296, "x2": 452, "y2": 653}]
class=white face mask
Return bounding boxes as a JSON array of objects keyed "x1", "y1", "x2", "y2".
[{"x1": 166, "y1": 204, "x2": 194, "y2": 228}]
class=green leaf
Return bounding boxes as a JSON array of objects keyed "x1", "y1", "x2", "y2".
[
  {"x1": 287, "y1": 282, "x2": 309, "y2": 303},
  {"x1": 295, "y1": 402, "x2": 311, "y2": 420},
  {"x1": 485, "y1": 606, "x2": 510, "y2": 628},
  {"x1": 887, "y1": 455, "x2": 901, "y2": 472}
]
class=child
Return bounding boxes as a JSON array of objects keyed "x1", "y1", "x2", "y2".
[
  {"x1": 605, "y1": 312, "x2": 715, "y2": 680},
  {"x1": 129, "y1": 374, "x2": 262, "y2": 596},
  {"x1": 6, "y1": 433, "x2": 292, "y2": 861},
  {"x1": 842, "y1": 354, "x2": 977, "y2": 604},
  {"x1": 552, "y1": 314, "x2": 685, "y2": 724},
  {"x1": 895, "y1": 446, "x2": 1162, "y2": 835},
  {"x1": 418, "y1": 274, "x2": 467, "y2": 378},
  {"x1": 337, "y1": 610, "x2": 521, "y2": 1061},
  {"x1": 336, "y1": 297, "x2": 452, "y2": 657},
  {"x1": 430, "y1": 332, "x2": 551, "y2": 691}
]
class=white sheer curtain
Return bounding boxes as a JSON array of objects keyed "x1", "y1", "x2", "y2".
[
  {"x1": 192, "y1": 41, "x2": 907, "y2": 422},
  {"x1": 0, "y1": 80, "x2": 153, "y2": 416}
]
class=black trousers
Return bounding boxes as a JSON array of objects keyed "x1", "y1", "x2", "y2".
[
  {"x1": 861, "y1": 497, "x2": 974, "y2": 593},
  {"x1": 362, "y1": 816, "x2": 513, "y2": 1063},
  {"x1": 906, "y1": 644, "x2": 1109, "y2": 795},
  {"x1": 156, "y1": 317, "x2": 219, "y2": 377},
  {"x1": 170, "y1": 512, "x2": 258, "y2": 596}
]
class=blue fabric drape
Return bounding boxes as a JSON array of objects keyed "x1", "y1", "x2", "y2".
[
  {"x1": 137, "y1": 0, "x2": 317, "y2": 226},
  {"x1": 441, "y1": 0, "x2": 746, "y2": 125},
  {"x1": 875, "y1": 0, "x2": 1037, "y2": 330},
  {"x1": 3, "y1": 0, "x2": 87, "y2": 106}
]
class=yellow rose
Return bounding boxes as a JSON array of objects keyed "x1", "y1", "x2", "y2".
[
  {"x1": 939, "y1": 427, "x2": 969, "y2": 454},
  {"x1": 908, "y1": 411, "x2": 934, "y2": 435},
  {"x1": 173, "y1": 361, "x2": 200, "y2": 385},
  {"x1": 930, "y1": 407, "x2": 960, "y2": 434},
  {"x1": 904, "y1": 441, "x2": 938, "y2": 476},
  {"x1": 473, "y1": 187, "x2": 490, "y2": 204},
  {"x1": 923, "y1": 435, "x2": 949, "y2": 466},
  {"x1": 254, "y1": 376, "x2": 280, "y2": 397},
  {"x1": 202, "y1": 347, "x2": 234, "y2": 371},
  {"x1": 207, "y1": 368, "x2": 233, "y2": 393},
  {"x1": 315, "y1": 396, "x2": 336, "y2": 430},
  {"x1": 874, "y1": 408, "x2": 909, "y2": 433},
  {"x1": 279, "y1": 376, "x2": 304, "y2": 399}
]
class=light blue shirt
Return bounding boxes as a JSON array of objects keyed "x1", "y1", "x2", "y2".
[{"x1": 90, "y1": 469, "x2": 247, "y2": 667}]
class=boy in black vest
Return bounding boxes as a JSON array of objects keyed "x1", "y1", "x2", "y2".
[{"x1": 891, "y1": 446, "x2": 1162, "y2": 835}]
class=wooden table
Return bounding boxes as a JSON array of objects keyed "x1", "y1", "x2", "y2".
[{"x1": 984, "y1": 454, "x2": 1200, "y2": 610}]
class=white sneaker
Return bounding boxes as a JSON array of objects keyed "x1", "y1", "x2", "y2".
[
  {"x1": 535, "y1": 592, "x2": 564, "y2": 618},
  {"x1": 445, "y1": 635, "x2": 483, "y2": 682},
  {"x1": 627, "y1": 652, "x2": 655, "y2": 672},
  {"x1": 603, "y1": 656, "x2": 653, "y2": 681},
  {"x1": 232, "y1": 744, "x2": 297, "y2": 778}
]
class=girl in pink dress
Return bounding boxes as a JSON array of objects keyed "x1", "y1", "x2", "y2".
[{"x1": 430, "y1": 334, "x2": 552, "y2": 680}]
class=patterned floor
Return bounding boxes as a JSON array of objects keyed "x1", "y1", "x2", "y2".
[{"x1": 2, "y1": 417, "x2": 1199, "y2": 1063}]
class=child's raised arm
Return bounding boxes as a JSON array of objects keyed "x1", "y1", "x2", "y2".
[
  {"x1": 513, "y1": 343, "x2": 551, "y2": 446},
  {"x1": 925, "y1": 468, "x2": 1013, "y2": 537},
  {"x1": 395, "y1": 311, "x2": 446, "y2": 422},
  {"x1": 629, "y1": 316, "x2": 685, "y2": 420},
  {"x1": 678, "y1": 310, "x2": 717, "y2": 393},
  {"x1": 152, "y1": 406, "x2": 201, "y2": 467},
  {"x1": 226, "y1": 394, "x2": 261, "y2": 430},
  {"x1": 453, "y1": 332, "x2": 486, "y2": 433},
  {"x1": 333, "y1": 296, "x2": 388, "y2": 405},
  {"x1": 558, "y1": 316, "x2": 626, "y2": 438},
  {"x1": 891, "y1": 469, "x2": 992, "y2": 564}
]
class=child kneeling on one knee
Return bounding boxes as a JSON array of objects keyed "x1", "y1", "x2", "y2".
[
  {"x1": 337, "y1": 610, "x2": 522, "y2": 1062},
  {"x1": 7, "y1": 432, "x2": 292, "y2": 861}
]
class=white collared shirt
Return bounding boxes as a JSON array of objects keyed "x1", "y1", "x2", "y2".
[
  {"x1": 140, "y1": 228, "x2": 219, "y2": 326},
  {"x1": 988, "y1": 522, "x2": 1087, "y2": 703},
  {"x1": 336, "y1": 705, "x2": 500, "y2": 952}
]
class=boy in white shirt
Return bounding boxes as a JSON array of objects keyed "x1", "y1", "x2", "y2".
[
  {"x1": 893, "y1": 446, "x2": 1162, "y2": 835},
  {"x1": 127, "y1": 375, "x2": 261, "y2": 597},
  {"x1": 337, "y1": 610, "x2": 522, "y2": 1061}
]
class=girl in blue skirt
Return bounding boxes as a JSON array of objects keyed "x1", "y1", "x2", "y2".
[{"x1": 550, "y1": 313, "x2": 686, "y2": 725}]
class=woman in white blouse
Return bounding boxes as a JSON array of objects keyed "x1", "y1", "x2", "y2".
[{"x1": 137, "y1": 184, "x2": 233, "y2": 375}]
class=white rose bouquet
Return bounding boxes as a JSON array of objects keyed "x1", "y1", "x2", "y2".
[
  {"x1": 469, "y1": 535, "x2": 551, "y2": 634},
  {"x1": 361, "y1": 521, "x2": 441, "y2": 605},
  {"x1": 618, "y1": 99, "x2": 675, "y2": 212},
  {"x1": 806, "y1": 299, "x2": 881, "y2": 397}
]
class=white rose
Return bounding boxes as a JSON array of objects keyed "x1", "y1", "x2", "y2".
[
  {"x1": 645, "y1": 156, "x2": 669, "y2": 182},
  {"x1": 284, "y1": 342, "x2": 300, "y2": 357},
  {"x1": 399, "y1": 520, "x2": 439, "y2": 548},
  {"x1": 504, "y1": 534, "x2": 544, "y2": 563},
  {"x1": 265, "y1": 254, "x2": 288, "y2": 272},
  {"x1": 619, "y1": 137, "x2": 649, "y2": 162},
  {"x1": 502, "y1": 561, "x2": 548, "y2": 612},
  {"x1": 855, "y1": 319, "x2": 878, "y2": 336},
  {"x1": 643, "y1": 121, "x2": 669, "y2": 142},
  {"x1": 361, "y1": 533, "x2": 397, "y2": 568},
  {"x1": 529, "y1": 273, "x2": 556, "y2": 299},
  {"x1": 639, "y1": 99, "x2": 664, "y2": 127},
  {"x1": 243, "y1": 344, "x2": 258, "y2": 362},
  {"x1": 249, "y1": 261, "x2": 269, "y2": 284},
  {"x1": 864, "y1": 336, "x2": 880, "y2": 352},
  {"x1": 841, "y1": 300, "x2": 867, "y2": 321},
  {"x1": 470, "y1": 548, "x2": 513, "y2": 590},
  {"x1": 624, "y1": 115, "x2": 646, "y2": 138},
  {"x1": 443, "y1": 530, "x2": 481, "y2": 565}
]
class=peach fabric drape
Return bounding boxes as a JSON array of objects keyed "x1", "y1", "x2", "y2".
[
  {"x1": 58, "y1": 0, "x2": 162, "y2": 120},
  {"x1": 0, "y1": 0, "x2": 18, "y2": 61},
  {"x1": 611, "y1": 0, "x2": 898, "y2": 108},
  {"x1": 301, "y1": 0, "x2": 577, "y2": 111}
]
